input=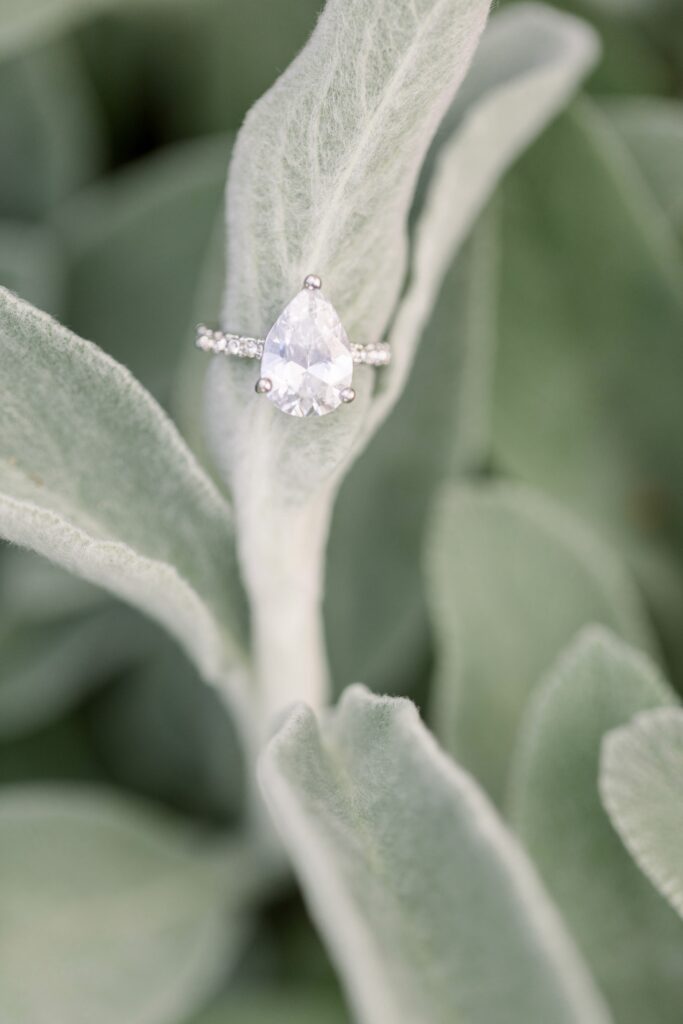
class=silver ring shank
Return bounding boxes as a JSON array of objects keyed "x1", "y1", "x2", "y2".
[{"x1": 196, "y1": 325, "x2": 391, "y2": 367}]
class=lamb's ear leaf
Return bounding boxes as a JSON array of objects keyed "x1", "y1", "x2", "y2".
[
  {"x1": 204, "y1": 1, "x2": 598, "y2": 722},
  {"x1": 510, "y1": 628, "x2": 683, "y2": 1024},
  {"x1": 0, "y1": 785, "x2": 253, "y2": 1024},
  {"x1": 601, "y1": 706, "x2": 683, "y2": 921},
  {"x1": 0, "y1": 288, "x2": 250, "y2": 734},
  {"x1": 259, "y1": 685, "x2": 611, "y2": 1024},
  {"x1": 205, "y1": 0, "x2": 493, "y2": 721},
  {"x1": 372, "y1": 2, "x2": 600, "y2": 427},
  {"x1": 426, "y1": 481, "x2": 654, "y2": 803}
]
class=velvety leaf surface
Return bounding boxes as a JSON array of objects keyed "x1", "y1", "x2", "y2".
[
  {"x1": 217, "y1": 0, "x2": 491, "y2": 348},
  {"x1": 374, "y1": 2, "x2": 599, "y2": 427},
  {"x1": 260, "y1": 685, "x2": 610, "y2": 1024},
  {"x1": 510, "y1": 628, "x2": 683, "y2": 1024},
  {"x1": 601, "y1": 706, "x2": 683, "y2": 919},
  {"x1": 0, "y1": 289, "x2": 249, "y2": 731},
  {"x1": 426, "y1": 481, "x2": 654, "y2": 802},
  {"x1": 204, "y1": 1, "x2": 598, "y2": 722},
  {"x1": 204, "y1": 0, "x2": 492, "y2": 721},
  {"x1": 0, "y1": 786, "x2": 249, "y2": 1024}
]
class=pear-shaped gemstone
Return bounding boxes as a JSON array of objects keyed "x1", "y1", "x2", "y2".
[{"x1": 260, "y1": 287, "x2": 353, "y2": 417}]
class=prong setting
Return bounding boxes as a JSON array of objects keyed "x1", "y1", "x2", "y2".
[
  {"x1": 340, "y1": 387, "x2": 356, "y2": 404},
  {"x1": 304, "y1": 274, "x2": 322, "y2": 290},
  {"x1": 255, "y1": 377, "x2": 273, "y2": 395}
]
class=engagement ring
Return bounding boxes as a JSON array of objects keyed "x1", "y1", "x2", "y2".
[{"x1": 196, "y1": 275, "x2": 391, "y2": 418}]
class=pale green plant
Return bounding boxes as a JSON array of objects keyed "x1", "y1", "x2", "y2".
[{"x1": 1, "y1": 0, "x2": 683, "y2": 1022}]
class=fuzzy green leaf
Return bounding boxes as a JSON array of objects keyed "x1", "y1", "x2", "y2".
[
  {"x1": 510, "y1": 628, "x2": 683, "y2": 1024},
  {"x1": 601, "y1": 706, "x2": 683, "y2": 920},
  {"x1": 0, "y1": 786, "x2": 250, "y2": 1024},
  {"x1": 0, "y1": 288, "x2": 249, "y2": 731},
  {"x1": 260, "y1": 685, "x2": 610, "y2": 1024},
  {"x1": 204, "y1": 1, "x2": 597, "y2": 722},
  {"x1": 204, "y1": 0, "x2": 492, "y2": 721},
  {"x1": 426, "y1": 481, "x2": 654, "y2": 802},
  {"x1": 373, "y1": 3, "x2": 599, "y2": 428}
]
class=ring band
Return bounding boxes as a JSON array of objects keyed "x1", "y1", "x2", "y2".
[
  {"x1": 195, "y1": 274, "x2": 391, "y2": 418},
  {"x1": 196, "y1": 327, "x2": 391, "y2": 367}
]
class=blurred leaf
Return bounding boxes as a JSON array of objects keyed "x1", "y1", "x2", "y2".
[
  {"x1": 0, "y1": 715, "x2": 104, "y2": 783},
  {"x1": 172, "y1": 215, "x2": 225, "y2": 469},
  {"x1": 188, "y1": 986, "x2": 349, "y2": 1024},
  {"x1": 0, "y1": 42, "x2": 102, "y2": 218},
  {"x1": 0, "y1": 220, "x2": 64, "y2": 314},
  {"x1": 0, "y1": 288, "x2": 250, "y2": 737},
  {"x1": 0, "y1": 786, "x2": 250, "y2": 1024},
  {"x1": 0, "y1": 544, "x2": 102, "y2": 621},
  {"x1": 492, "y1": 99, "x2": 683, "y2": 554},
  {"x1": 510, "y1": 628, "x2": 683, "y2": 1024},
  {"x1": 0, "y1": 604, "x2": 148, "y2": 739},
  {"x1": 87, "y1": 640, "x2": 245, "y2": 823},
  {"x1": 426, "y1": 481, "x2": 654, "y2": 802},
  {"x1": 601, "y1": 705, "x2": 683, "y2": 919},
  {"x1": 0, "y1": 0, "x2": 177, "y2": 60},
  {"x1": 374, "y1": 4, "x2": 598, "y2": 429},
  {"x1": 607, "y1": 97, "x2": 683, "y2": 233},
  {"x1": 327, "y1": 211, "x2": 497, "y2": 696},
  {"x1": 550, "y1": 0, "x2": 673, "y2": 95},
  {"x1": 58, "y1": 134, "x2": 230, "y2": 396},
  {"x1": 125, "y1": 0, "x2": 324, "y2": 139},
  {"x1": 260, "y1": 685, "x2": 610, "y2": 1024}
]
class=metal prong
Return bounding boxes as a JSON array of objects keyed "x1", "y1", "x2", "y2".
[
  {"x1": 304, "y1": 274, "x2": 322, "y2": 290},
  {"x1": 340, "y1": 387, "x2": 356, "y2": 404},
  {"x1": 255, "y1": 377, "x2": 273, "y2": 395}
]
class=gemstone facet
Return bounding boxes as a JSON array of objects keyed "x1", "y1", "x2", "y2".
[{"x1": 260, "y1": 287, "x2": 353, "y2": 417}]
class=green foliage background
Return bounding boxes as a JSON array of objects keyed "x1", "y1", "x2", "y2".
[{"x1": 0, "y1": 0, "x2": 682, "y2": 1022}]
